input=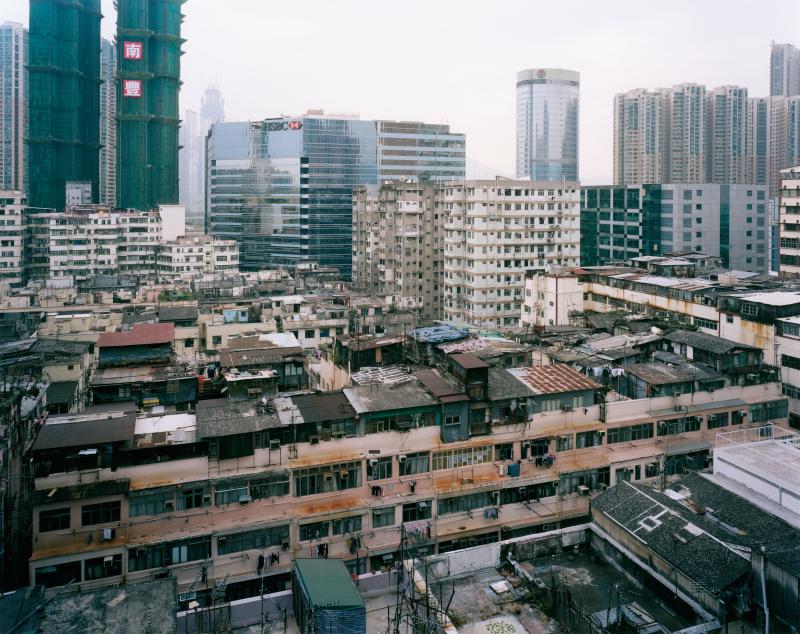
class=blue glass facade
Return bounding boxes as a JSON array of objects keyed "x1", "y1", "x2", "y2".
[
  {"x1": 516, "y1": 68, "x2": 579, "y2": 182},
  {"x1": 207, "y1": 115, "x2": 465, "y2": 277}
]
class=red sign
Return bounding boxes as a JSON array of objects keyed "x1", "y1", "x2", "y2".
[
  {"x1": 123, "y1": 80, "x2": 142, "y2": 98},
  {"x1": 537, "y1": 69, "x2": 546, "y2": 79},
  {"x1": 123, "y1": 41, "x2": 143, "y2": 60},
  {"x1": 288, "y1": 120, "x2": 303, "y2": 130}
]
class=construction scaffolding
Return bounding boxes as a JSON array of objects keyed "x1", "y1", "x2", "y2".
[
  {"x1": 116, "y1": 0, "x2": 184, "y2": 210},
  {"x1": 28, "y1": 0, "x2": 101, "y2": 209}
]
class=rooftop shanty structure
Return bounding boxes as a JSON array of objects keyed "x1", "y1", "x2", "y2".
[{"x1": 292, "y1": 559, "x2": 366, "y2": 633}]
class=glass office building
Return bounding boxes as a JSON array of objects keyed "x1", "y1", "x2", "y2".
[
  {"x1": 206, "y1": 114, "x2": 465, "y2": 277},
  {"x1": 516, "y1": 68, "x2": 579, "y2": 182}
]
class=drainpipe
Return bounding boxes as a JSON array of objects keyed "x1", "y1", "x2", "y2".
[{"x1": 760, "y1": 547, "x2": 770, "y2": 634}]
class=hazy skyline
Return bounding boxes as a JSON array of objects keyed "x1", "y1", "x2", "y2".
[{"x1": 6, "y1": 0, "x2": 799, "y2": 183}]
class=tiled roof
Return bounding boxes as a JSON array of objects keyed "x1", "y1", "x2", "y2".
[
  {"x1": 98, "y1": 322, "x2": 175, "y2": 348},
  {"x1": 511, "y1": 363, "x2": 599, "y2": 395}
]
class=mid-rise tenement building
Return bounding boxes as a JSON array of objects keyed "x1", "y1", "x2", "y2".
[
  {"x1": 352, "y1": 181, "x2": 441, "y2": 322},
  {"x1": 157, "y1": 235, "x2": 240, "y2": 277},
  {"x1": 443, "y1": 179, "x2": 580, "y2": 328},
  {"x1": 26, "y1": 356, "x2": 787, "y2": 599},
  {"x1": 581, "y1": 183, "x2": 770, "y2": 272},
  {"x1": 0, "y1": 190, "x2": 26, "y2": 288},
  {"x1": 206, "y1": 112, "x2": 465, "y2": 278},
  {"x1": 778, "y1": 164, "x2": 800, "y2": 277}
]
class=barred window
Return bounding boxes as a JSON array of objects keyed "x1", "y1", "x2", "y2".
[
  {"x1": 438, "y1": 491, "x2": 496, "y2": 516},
  {"x1": 331, "y1": 516, "x2": 362, "y2": 535},
  {"x1": 81, "y1": 501, "x2": 120, "y2": 526},
  {"x1": 607, "y1": 423, "x2": 653, "y2": 444},
  {"x1": 299, "y1": 521, "x2": 329, "y2": 542},
  {"x1": 39, "y1": 507, "x2": 70, "y2": 532},
  {"x1": 294, "y1": 461, "x2": 361, "y2": 497},
  {"x1": 399, "y1": 452, "x2": 429, "y2": 476},
  {"x1": 128, "y1": 536, "x2": 211, "y2": 572}
]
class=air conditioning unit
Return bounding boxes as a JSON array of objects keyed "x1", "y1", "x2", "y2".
[
  {"x1": 238, "y1": 494, "x2": 252, "y2": 504},
  {"x1": 164, "y1": 500, "x2": 174, "y2": 511},
  {"x1": 340, "y1": 469, "x2": 349, "y2": 479},
  {"x1": 332, "y1": 432, "x2": 345, "y2": 439},
  {"x1": 103, "y1": 556, "x2": 115, "y2": 567},
  {"x1": 136, "y1": 547, "x2": 146, "y2": 556},
  {"x1": 323, "y1": 472, "x2": 333, "y2": 481},
  {"x1": 203, "y1": 494, "x2": 212, "y2": 505},
  {"x1": 369, "y1": 458, "x2": 379, "y2": 467},
  {"x1": 269, "y1": 439, "x2": 281, "y2": 450},
  {"x1": 310, "y1": 435, "x2": 320, "y2": 445},
  {"x1": 398, "y1": 454, "x2": 407, "y2": 463}
]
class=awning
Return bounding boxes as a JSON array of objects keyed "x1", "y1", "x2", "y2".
[{"x1": 665, "y1": 439, "x2": 711, "y2": 456}]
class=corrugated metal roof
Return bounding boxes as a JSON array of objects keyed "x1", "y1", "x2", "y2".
[
  {"x1": 509, "y1": 364, "x2": 599, "y2": 395},
  {"x1": 98, "y1": 323, "x2": 175, "y2": 348},
  {"x1": 450, "y1": 352, "x2": 489, "y2": 369}
]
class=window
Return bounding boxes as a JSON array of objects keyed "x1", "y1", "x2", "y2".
[
  {"x1": 128, "y1": 536, "x2": 211, "y2": 572},
  {"x1": 129, "y1": 489, "x2": 173, "y2": 517},
  {"x1": 84, "y1": 554, "x2": 122, "y2": 580},
  {"x1": 540, "y1": 398, "x2": 561, "y2": 412},
  {"x1": 556, "y1": 435, "x2": 573, "y2": 451},
  {"x1": 402, "y1": 500, "x2": 432, "y2": 522},
  {"x1": 748, "y1": 400, "x2": 788, "y2": 423},
  {"x1": 575, "y1": 431, "x2": 602, "y2": 449},
  {"x1": 399, "y1": 452, "x2": 429, "y2": 476},
  {"x1": 367, "y1": 457, "x2": 392, "y2": 481},
  {"x1": 176, "y1": 487, "x2": 209, "y2": 510},
  {"x1": 558, "y1": 467, "x2": 610, "y2": 495},
  {"x1": 694, "y1": 317, "x2": 717, "y2": 330},
  {"x1": 332, "y1": 515, "x2": 362, "y2": 535},
  {"x1": 294, "y1": 461, "x2": 362, "y2": 497},
  {"x1": 706, "y1": 412, "x2": 729, "y2": 429},
  {"x1": 304, "y1": 329, "x2": 315, "y2": 339},
  {"x1": 372, "y1": 506, "x2": 396, "y2": 528},
  {"x1": 39, "y1": 507, "x2": 70, "y2": 532},
  {"x1": 657, "y1": 417, "x2": 701, "y2": 436},
  {"x1": 432, "y1": 446, "x2": 492, "y2": 471},
  {"x1": 607, "y1": 423, "x2": 653, "y2": 444},
  {"x1": 495, "y1": 444, "x2": 513, "y2": 461},
  {"x1": 299, "y1": 521, "x2": 329, "y2": 541},
  {"x1": 438, "y1": 491, "x2": 496, "y2": 516},
  {"x1": 212, "y1": 336, "x2": 222, "y2": 346},
  {"x1": 218, "y1": 526, "x2": 289, "y2": 555},
  {"x1": 81, "y1": 501, "x2": 120, "y2": 526},
  {"x1": 444, "y1": 415, "x2": 461, "y2": 426}
]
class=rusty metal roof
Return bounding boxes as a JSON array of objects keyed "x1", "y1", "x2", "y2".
[
  {"x1": 450, "y1": 352, "x2": 490, "y2": 370},
  {"x1": 510, "y1": 364, "x2": 600, "y2": 395},
  {"x1": 98, "y1": 323, "x2": 175, "y2": 348}
]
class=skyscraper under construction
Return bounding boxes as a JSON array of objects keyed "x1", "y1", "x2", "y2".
[
  {"x1": 116, "y1": 0, "x2": 183, "y2": 210},
  {"x1": 28, "y1": 0, "x2": 101, "y2": 210}
]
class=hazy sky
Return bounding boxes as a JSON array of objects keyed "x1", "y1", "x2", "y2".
[{"x1": 6, "y1": 0, "x2": 800, "y2": 182}]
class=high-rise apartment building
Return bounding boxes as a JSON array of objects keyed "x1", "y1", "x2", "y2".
[
  {"x1": 707, "y1": 86, "x2": 750, "y2": 184},
  {"x1": 666, "y1": 84, "x2": 708, "y2": 183},
  {"x1": 116, "y1": 0, "x2": 183, "y2": 210},
  {"x1": 778, "y1": 165, "x2": 800, "y2": 277},
  {"x1": 0, "y1": 23, "x2": 28, "y2": 194},
  {"x1": 99, "y1": 38, "x2": 116, "y2": 207},
  {"x1": 612, "y1": 89, "x2": 668, "y2": 184},
  {"x1": 516, "y1": 69, "x2": 579, "y2": 181},
  {"x1": 614, "y1": 82, "x2": 799, "y2": 198},
  {"x1": 27, "y1": 0, "x2": 100, "y2": 210},
  {"x1": 206, "y1": 113, "x2": 465, "y2": 277},
  {"x1": 442, "y1": 179, "x2": 580, "y2": 328},
  {"x1": 770, "y1": 42, "x2": 800, "y2": 97},
  {"x1": 581, "y1": 183, "x2": 770, "y2": 272},
  {"x1": 352, "y1": 181, "x2": 442, "y2": 322}
]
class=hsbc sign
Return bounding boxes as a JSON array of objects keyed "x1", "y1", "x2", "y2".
[{"x1": 264, "y1": 120, "x2": 303, "y2": 131}]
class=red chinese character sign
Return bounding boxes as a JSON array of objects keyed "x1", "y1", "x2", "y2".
[
  {"x1": 123, "y1": 41, "x2": 143, "y2": 60},
  {"x1": 123, "y1": 80, "x2": 142, "y2": 98}
]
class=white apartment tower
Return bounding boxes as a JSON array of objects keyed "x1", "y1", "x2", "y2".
[
  {"x1": 0, "y1": 22, "x2": 28, "y2": 193},
  {"x1": 771, "y1": 42, "x2": 800, "y2": 98},
  {"x1": 442, "y1": 179, "x2": 580, "y2": 328},
  {"x1": 779, "y1": 165, "x2": 800, "y2": 278},
  {"x1": 99, "y1": 39, "x2": 116, "y2": 207},
  {"x1": 352, "y1": 181, "x2": 441, "y2": 321},
  {"x1": 613, "y1": 88, "x2": 667, "y2": 184}
]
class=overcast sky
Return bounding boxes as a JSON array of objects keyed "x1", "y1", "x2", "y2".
[{"x1": 6, "y1": 0, "x2": 800, "y2": 183}]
